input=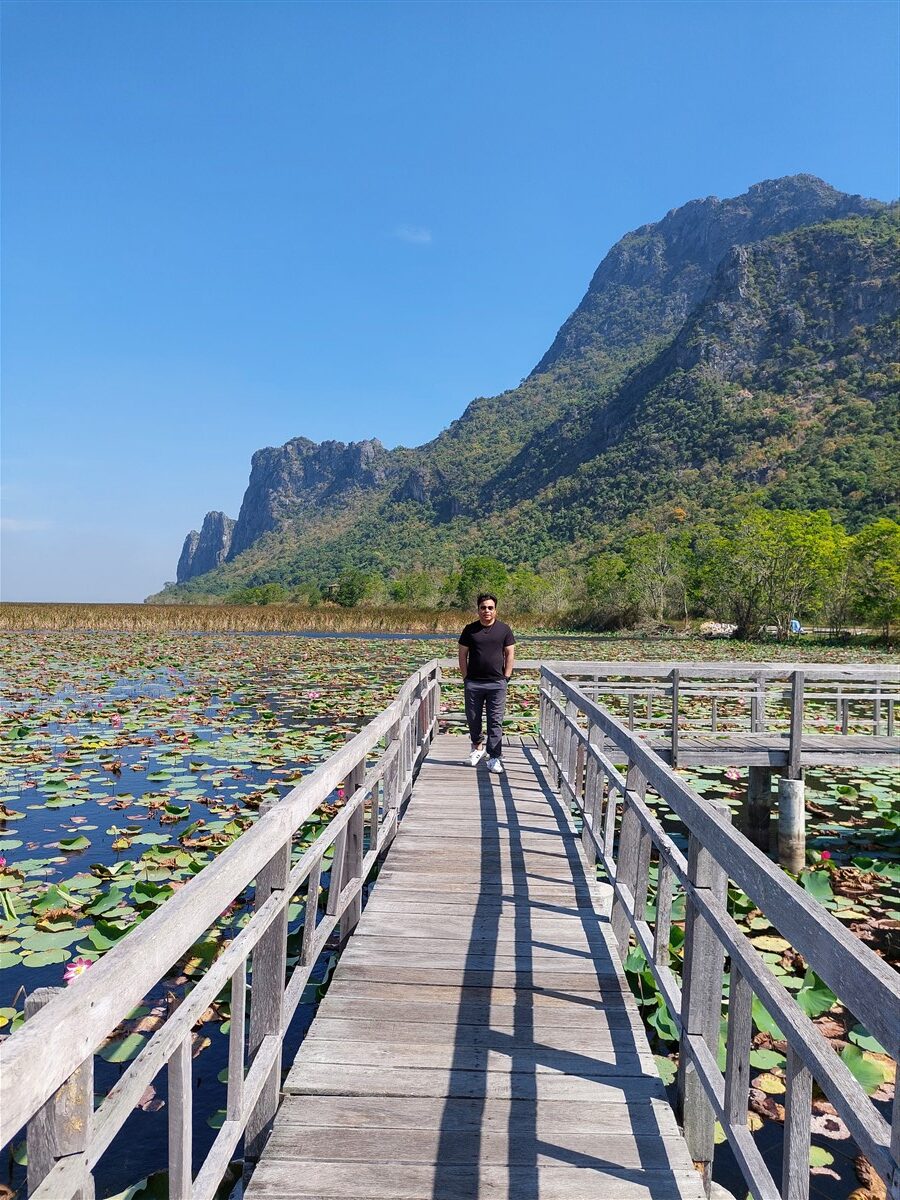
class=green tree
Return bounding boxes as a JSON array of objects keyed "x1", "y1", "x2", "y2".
[
  {"x1": 583, "y1": 552, "x2": 628, "y2": 626},
  {"x1": 505, "y1": 568, "x2": 548, "y2": 613},
  {"x1": 334, "y1": 569, "x2": 369, "y2": 608},
  {"x1": 696, "y1": 509, "x2": 848, "y2": 638},
  {"x1": 456, "y1": 557, "x2": 508, "y2": 609},
  {"x1": 851, "y1": 519, "x2": 900, "y2": 637},
  {"x1": 622, "y1": 532, "x2": 688, "y2": 623},
  {"x1": 389, "y1": 571, "x2": 438, "y2": 606},
  {"x1": 224, "y1": 583, "x2": 287, "y2": 605}
]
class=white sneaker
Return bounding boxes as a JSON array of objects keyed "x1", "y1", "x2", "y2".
[
  {"x1": 487, "y1": 757, "x2": 504, "y2": 775},
  {"x1": 468, "y1": 746, "x2": 485, "y2": 766}
]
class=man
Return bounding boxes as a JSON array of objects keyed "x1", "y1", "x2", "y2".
[{"x1": 458, "y1": 593, "x2": 516, "y2": 774}]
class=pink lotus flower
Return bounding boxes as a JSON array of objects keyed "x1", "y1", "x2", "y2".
[
  {"x1": 110, "y1": 715, "x2": 123, "y2": 728},
  {"x1": 0, "y1": 856, "x2": 6, "y2": 869},
  {"x1": 820, "y1": 850, "x2": 832, "y2": 861},
  {"x1": 336, "y1": 787, "x2": 345, "y2": 801},
  {"x1": 63, "y1": 957, "x2": 93, "y2": 984},
  {"x1": 305, "y1": 690, "x2": 321, "y2": 700},
  {"x1": 725, "y1": 767, "x2": 741, "y2": 782}
]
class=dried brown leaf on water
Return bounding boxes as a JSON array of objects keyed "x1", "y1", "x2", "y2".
[
  {"x1": 136, "y1": 1084, "x2": 165, "y2": 1113},
  {"x1": 810, "y1": 1111, "x2": 851, "y2": 1140},
  {"x1": 850, "y1": 1153, "x2": 887, "y2": 1200},
  {"x1": 748, "y1": 1087, "x2": 785, "y2": 1123}
]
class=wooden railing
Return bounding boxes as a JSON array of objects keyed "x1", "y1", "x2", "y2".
[
  {"x1": 442, "y1": 658, "x2": 899, "y2": 745},
  {"x1": 0, "y1": 662, "x2": 441, "y2": 1200},
  {"x1": 568, "y1": 662, "x2": 899, "y2": 748},
  {"x1": 539, "y1": 666, "x2": 900, "y2": 1200}
]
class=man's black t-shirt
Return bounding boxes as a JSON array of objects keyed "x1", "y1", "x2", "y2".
[{"x1": 458, "y1": 620, "x2": 516, "y2": 682}]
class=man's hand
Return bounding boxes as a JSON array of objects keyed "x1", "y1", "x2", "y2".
[
  {"x1": 503, "y1": 644, "x2": 515, "y2": 680},
  {"x1": 458, "y1": 645, "x2": 468, "y2": 679}
]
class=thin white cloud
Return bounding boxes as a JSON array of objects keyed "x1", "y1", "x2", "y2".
[
  {"x1": 1, "y1": 517, "x2": 52, "y2": 533},
  {"x1": 393, "y1": 225, "x2": 433, "y2": 245}
]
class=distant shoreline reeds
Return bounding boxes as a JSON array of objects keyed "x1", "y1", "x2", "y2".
[{"x1": 0, "y1": 601, "x2": 552, "y2": 635}]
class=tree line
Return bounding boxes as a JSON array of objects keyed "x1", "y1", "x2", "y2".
[{"x1": 222, "y1": 509, "x2": 899, "y2": 639}]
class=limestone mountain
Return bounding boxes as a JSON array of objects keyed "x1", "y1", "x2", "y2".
[{"x1": 155, "y1": 176, "x2": 896, "y2": 598}]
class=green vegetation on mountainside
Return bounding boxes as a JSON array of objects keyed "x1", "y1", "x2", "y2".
[{"x1": 155, "y1": 198, "x2": 898, "y2": 604}]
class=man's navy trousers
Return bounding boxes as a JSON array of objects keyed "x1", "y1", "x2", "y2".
[{"x1": 464, "y1": 678, "x2": 508, "y2": 759}]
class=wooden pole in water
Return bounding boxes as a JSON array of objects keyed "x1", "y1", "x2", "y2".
[
  {"x1": 780, "y1": 671, "x2": 806, "y2": 870},
  {"x1": 778, "y1": 777, "x2": 806, "y2": 872},
  {"x1": 745, "y1": 767, "x2": 773, "y2": 851}
]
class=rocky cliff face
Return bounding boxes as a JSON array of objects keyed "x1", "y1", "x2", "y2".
[
  {"x1": 227, "y1": 437, "x2": 391, "y2": 558},
  {"x1": 161, "y1": 176, "x2": 895, "y2": 596},
  {"x1": 531, "y1": 175, "x2": 882, "y2": 375},
  {"x1": 176, "y1": 511, "x2": 236, "y2": 582}
]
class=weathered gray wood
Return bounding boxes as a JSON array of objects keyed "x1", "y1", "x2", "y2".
[
  {"x1": 654, "y1": 858, "x2": 674, "y2": 967},
  {"x1": 26, "y1": 989, "x2": 94, "y2": 1200},
  {"x1": 542, "y1": 670, "x2": 900, "y2": 1061},
  {"x1": 249, "y1": 734, "x2": 702, "y2": 1200},
  {"x1": 751, "y1": 672, "x2": 766, "y2": 732},
  {"x1": 675, "y1": 824, "x2": 729, "y2": 1190},
  {"x1": 610, "y1": 766, "x2": 647, "y2": 955},
  {"x1": 246, "y1": 1159, "x2": 707, "y2": 1199},
  {"x1": 272, "y1": 1092, "x2": 680, "y2": 1134},
  {"x1": 262, "y1": 1124, "x2": 694, "y2": 1169},
  {"x1": 788, "y1": 670, "x2": 805, "y2": 779},
  {"x1": 227, "y1": 958, "x2": 247, "y2": 1123},
  {"x1": 245, "y1": 799, "x2": 291, "y2": 1162},
  {"x1": 284, "y1": 1062, "x2": 668, "y2": 1102},
  {"x1": 339, "y1": 749, "x2": 366, "y2": 940},
  {"x1": 195, "y1": 1032, "x2": 281, "y2": 1200},
  {"x1": 724, "y1": 967, "x2": 752, "y2": 1128},
  {"x1": 168, "y1": 1034, "x2": 192, "y2": 1200},
  {"x1": 670, "y1": 667, "x2": 680, "y2": 766},
  {"x1": 783, "y1": 1046, "x2": 813, "y2": 1200},
  {"x1": 745, "y1": 765, "x2": 773, "y2": 850}
]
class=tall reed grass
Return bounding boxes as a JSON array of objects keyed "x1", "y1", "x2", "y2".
[{"x1": 0, "y1": 602, "x2": 552, "y2": 635}]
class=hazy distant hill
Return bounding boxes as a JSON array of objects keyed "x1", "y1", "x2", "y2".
[{"x1": 154, "y1": 176, "x2": 897, "y2": 599}]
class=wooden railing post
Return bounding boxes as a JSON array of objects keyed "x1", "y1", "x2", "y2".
[
  {"x1": 788, "y1": 670, "x2": 805, "y2": 779},
  {"x1": 25, "y1": 989, "x2": 94, "y2": 1200},
  {"x1": 670, "y1": 668, "x2": 680, "y2": 767},
  {"x1": 751, "y1": 671, "x2": 766, "y2": 732},
  {"x1": 610, "y1": 764, "x2": 647, "y2": 956},
  {"x1": 340, "y1": 752, "x2": 366, "y2": 941},
  {"x1": 581, "y1": 725, "x2": 600, "y2": 868},
  {"x1": 676, "y1": 814, "x2": 730, "y2": 1194},
  {"x1": 168, "y1": 1033, "x2": 192, "y2": 1200},
  {"x1": 783, "y1": 1045, "x2": 813, "y2": 1200},
  {"x1": 245, "y1": 804, "x2": 290, "y2": 1164}
]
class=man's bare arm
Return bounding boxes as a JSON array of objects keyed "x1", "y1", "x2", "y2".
[
  {"x1": 458, "y1": 645, "x2": 468, "y2": 679},
  {"x1": 503, "y1": 645, "x2": 515, "y2": 679}
]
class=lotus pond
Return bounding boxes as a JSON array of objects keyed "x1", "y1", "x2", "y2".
[{"x1": 0, "y1": 631, "x2": 897, "y2": 1200}]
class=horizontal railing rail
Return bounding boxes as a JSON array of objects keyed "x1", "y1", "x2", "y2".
[
  {"x1": 2, "y1": 662, "x2": 441, "y2": 1200},
  {"x1": 439, "y1": 659, "x2": 899, "y2": 760},
  {"x1": 539, "y1": 666, "x2": 899, "y2": 1200}
]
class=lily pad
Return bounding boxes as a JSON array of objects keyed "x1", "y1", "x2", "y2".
[{"x1": 99, "y1": 1034, "x2": 147, "y2": 1063}]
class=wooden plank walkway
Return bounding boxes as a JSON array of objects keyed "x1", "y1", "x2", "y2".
[{"x1": 246, "y1": 734, "x2": 707, "y2": 1200}]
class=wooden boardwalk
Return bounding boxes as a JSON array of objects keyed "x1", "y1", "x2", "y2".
[
  {"x1": 245, "y1": 734, "x2": 707, "y2": 1200},
  {"x1": 647, "y1": 731, "x2": 899, "y2": 767}
]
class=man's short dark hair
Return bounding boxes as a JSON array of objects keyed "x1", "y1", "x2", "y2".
[{"x1": 477, "y1": 593, "x2": 498, "y2": 607}]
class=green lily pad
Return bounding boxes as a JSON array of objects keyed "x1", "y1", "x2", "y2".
[
  {"x1": 840, "y1": 1044, "x2": 885, "y2": 1094},
  {"x1": 58, "y1": 836, "x2": 91, "y2": 852},
  {"x1": 99, "y1": 1034, "x2": 146, "y2": 1063},
  {"x1": 21, "y1": 947, "x2": 70, "y2": 967}
]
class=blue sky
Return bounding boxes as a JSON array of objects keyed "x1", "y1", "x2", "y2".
[{"x1": 2, "y1": 0, "x2": 898, "y2": 601}]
